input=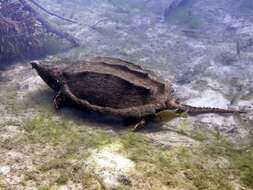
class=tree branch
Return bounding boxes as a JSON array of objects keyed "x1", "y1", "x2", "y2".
[
  {"x1": 19, "y1": 0, "x2": 80, "y2": 47},
  {"x1": 28, "y1": 0, "x2": 77, "y2": 24}
]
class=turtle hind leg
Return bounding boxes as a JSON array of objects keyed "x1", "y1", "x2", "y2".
[
  {"x1": 53, "y1": 90, "x2": 65, "y2": 110},
  {"x1": 129, "y1": 118, "x2": 146, "y2": 131}
]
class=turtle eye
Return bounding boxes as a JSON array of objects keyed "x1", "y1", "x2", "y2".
[{"x1": 62, "y1": 72, "x2": 68, "y2": 78}]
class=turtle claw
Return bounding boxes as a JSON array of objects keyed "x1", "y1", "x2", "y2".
[
  {"x1": 53, "y1": 91, "x2": 64, "y2": 110},
  {"x1": 53, "y1": 95, "x2": 61, "y2": 110},
  {"x1": 131, "y1": 119, "x2": 146, "y2": 132}
]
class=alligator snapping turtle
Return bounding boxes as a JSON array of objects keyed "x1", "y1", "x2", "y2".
[{"x1": 31, "y1": 57, "x2": 245, "y2": 130}]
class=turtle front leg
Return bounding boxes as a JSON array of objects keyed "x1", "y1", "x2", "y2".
[
  {"x1": 53, "y1": 90, "x2": 65, "y2": 110},
  {"x1": 131, "y1": 118, "x2": 146, "y2": 131}
]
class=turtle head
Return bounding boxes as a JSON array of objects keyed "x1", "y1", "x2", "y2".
[
  {"x1": 31, "y1": 60, "x2": 40, "y2": 69},
  {"x1": 31, "y1": 60, "x2": 62, "y2": 91}
]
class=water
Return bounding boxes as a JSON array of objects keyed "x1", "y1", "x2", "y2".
[{"x1": 0, "y1": 0, "x2": 253, "y2": 189}]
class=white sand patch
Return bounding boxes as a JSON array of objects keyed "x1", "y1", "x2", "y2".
[
  {"x1": 0, "y1": 166, "x2": 10, "y2": 176},
  {"x1": 0, "y1": 125, "x2": 23, "y2": 143},
  {"x1": 147, "y1": 130, "x2": 198, "y2": 147},
  {"x1": 184, "y1": 89, "x2": 239, "y2": 127},
  {"x1": 17, "y1": 74, "x2": 47, "y2": 100},
  {"x1": 87, "y1": 143, "x2": 135, "y2": 189},
  {"x1": 199, "y1": 114, "x2": 236, "y2": 127},
  {"x1": 186, "y1": 89, "x2": 229, "y2": 108},
  {"x1": 51, "y1": 183, "x2": 83, "y2": 190},
  {"x1": 22, "y1": 75, "x2": 45, "y2": 92}
]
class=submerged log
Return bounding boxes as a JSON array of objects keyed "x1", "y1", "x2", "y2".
[
  {"x1": 19, "y1": 0, "x2": 80, "y2": 47},
  {"x1": 164, "y1": 0, "x2": 187, "y2": 20},
  {"x1": 0, "y1": 0, "x2": 80, "y2": 63},
  {"x1": 28, "y1": 0, "x2": 77, "y2": 24}
]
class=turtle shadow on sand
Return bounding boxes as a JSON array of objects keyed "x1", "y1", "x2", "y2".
[
  {"x1": 28, "y1": 83, "x2": 250, "y2": 144},
  {"x1": 29, "y1": 87, "x2": 178, "y2": 133},
  {"x1": 60, "y1": 108, "x2": 178, "y2": 133}
]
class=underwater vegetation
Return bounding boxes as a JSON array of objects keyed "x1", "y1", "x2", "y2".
[
  {"x1": 0, "y1": 1, "x2": 45, "y2": 62},
  {"x1": 0, "y1": 0, "x2": 253, "y2": 189},
  {"x1": 0, "y1": 112, "x2": 251, "y2": 189},
  {"x1": 0, "y1": 0, "x2": 78, "y2": 63}
]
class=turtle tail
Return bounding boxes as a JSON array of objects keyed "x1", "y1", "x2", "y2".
[
  {"x1": 180, "y1": 104, "x2": 246, "y2": 114},
  {"x1": 166, "y1": 99, "x2": 246, "y2": 114}
]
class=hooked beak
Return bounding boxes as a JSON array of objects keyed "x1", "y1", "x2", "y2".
[
  {"x1": 30, "y1": 60, "x2": 40, "y2": 69},
  {"x1": 30, "y1": 60, "x2": 62, "y2": 91}
]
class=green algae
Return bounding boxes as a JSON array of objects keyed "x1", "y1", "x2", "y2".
[{"x1": 9, "y1": 111, "x2": 252, "y2": 190}]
